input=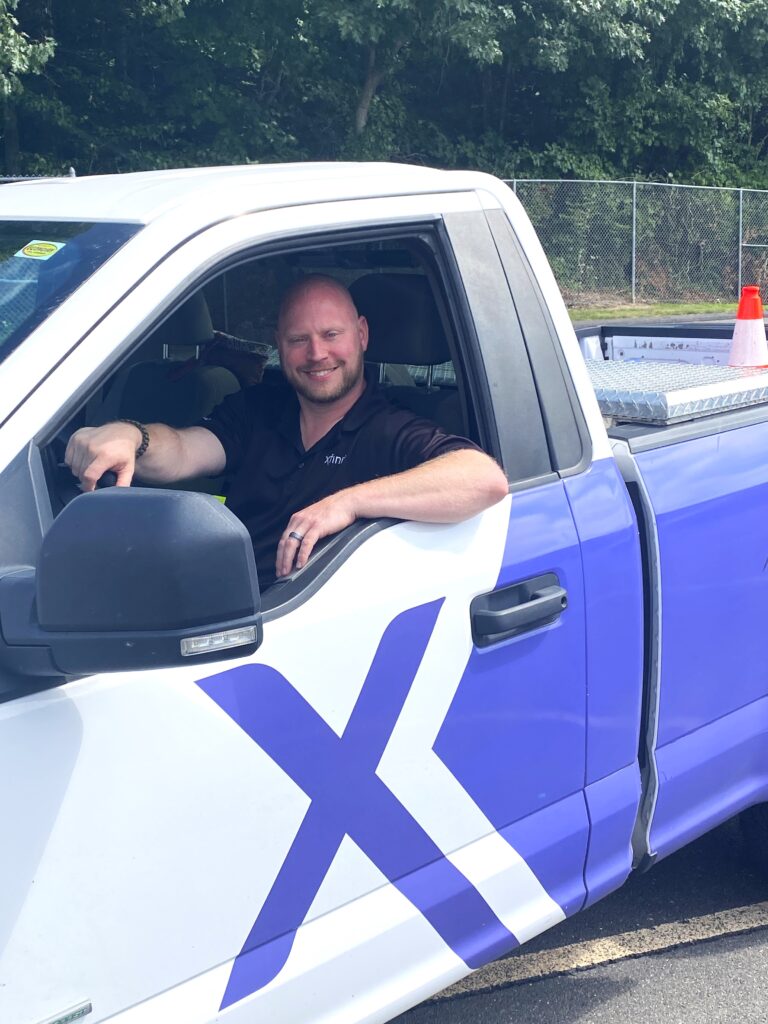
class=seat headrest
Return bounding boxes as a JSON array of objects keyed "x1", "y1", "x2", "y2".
[
  {"x1": 350, "y1": 274, "x2": 450, "y2": 365},
  {"x1": 152, "y1": 291, "x2": 214, "y2": 349}
]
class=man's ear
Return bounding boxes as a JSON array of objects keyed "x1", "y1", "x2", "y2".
[{"x1": 358, "y1": 315, "x2": 369, "y2": 352}]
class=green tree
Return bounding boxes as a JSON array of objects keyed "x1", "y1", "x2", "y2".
[
  {"x1": 302, "y1": 0, "x2": 513, "y2": 151},
  {"x1": 12, "y1": 0, "x2": 310, "y2": 172},
  {"x1": 1, "y1": 0, "x2": 52, "y2": 173},
  {"x1": 8, "y1": 0, "x2": 768, "y2": 186}
]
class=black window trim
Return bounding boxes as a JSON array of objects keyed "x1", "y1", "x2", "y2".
[
  {"x1": 441, "y1": 210, "x2": 555, "y2": 488},
  {"x1": 483, "y1": 207, "x2": 592, "y2": 478}
]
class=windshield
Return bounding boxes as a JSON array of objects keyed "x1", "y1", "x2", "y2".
[{"x1": 0, "y1": 220, "x2": 140, "y2": 366}]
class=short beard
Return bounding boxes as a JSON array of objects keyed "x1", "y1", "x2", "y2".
[{"x1": 285, "y1": 351, "x2": 365, "y2": 406}]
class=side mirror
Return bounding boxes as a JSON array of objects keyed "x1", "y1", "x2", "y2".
[{"x1": 0, "y1": 488, "x2": 262, "y2": 679}]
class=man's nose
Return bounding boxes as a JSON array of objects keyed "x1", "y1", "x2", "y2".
[{"x1": 305, "y1": 334, "x2": 328, "y2": 362}]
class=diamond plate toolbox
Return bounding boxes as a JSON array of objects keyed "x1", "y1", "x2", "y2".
[{"x1": 587, "y1": 359, "x2": 768, "y2": 425}]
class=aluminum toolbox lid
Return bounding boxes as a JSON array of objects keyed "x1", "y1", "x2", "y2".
[{"x1": 587, "y1": 359, "x2": 768, "y2": 425}]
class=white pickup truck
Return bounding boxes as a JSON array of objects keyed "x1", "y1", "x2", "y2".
[{"x1": 2, "y1": 164, "x2": 768, "y2": 1024}]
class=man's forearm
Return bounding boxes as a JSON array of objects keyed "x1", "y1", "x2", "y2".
[
  {"x1": 133, "y1": 423, "x2": 202, "y2": 483},
  {"x1": 66, "y1": 421, "x2": 226, "y2": 490},
  {"x1": 345, "y1": 449, "x2": 509, "y2": 523},
  {"x1": 277, "y1": 448, "x2": 509, "y2": 577}
]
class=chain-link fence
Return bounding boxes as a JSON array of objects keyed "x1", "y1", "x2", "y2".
[{"x1": 507, "y1": 179, "x2": 768, "y2": 307}]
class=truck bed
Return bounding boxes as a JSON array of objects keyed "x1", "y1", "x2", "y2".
[{"x1": 576, "y1": 322, "x2": 768, "y2": 449}]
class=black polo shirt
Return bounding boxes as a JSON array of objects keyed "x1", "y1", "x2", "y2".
[{"x1": 202, "y1": 379, "x2": 481, "y2": 585}]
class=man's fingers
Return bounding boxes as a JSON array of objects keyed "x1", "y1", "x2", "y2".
[
  {"x1": 65, "y1": 441, "x2": 86, "y2": 482},
  {"x1": 275, "y1": 531, "x2": 289, "y2": 577},
  {"x1": 79, "y1": 459, "x2": 109, "y2": 492},
  {"x1": 65, "y1": 428, "x2": 96, "y2": 480},
  {"x1": 276, "y1": 495, "x2": 356, "y2": 578},
  {"x1": 276, "y1": 518, "x2": 313, "y2": 578},
  {"x1": 275, "y1": 535, "x2": 289, "y2": 578},
  {"x1": 290, "y1": 520, "x2": 321, "y2": 569},
  {"x1": 114, "y1": 465, "x2": 134, "y2": 488},
  {"x1": 81, "y1": 453, "x2": 134, "y2": 492},
  {"x1": 64, "y1": 434, "x2": 76, "y2": 469},
  {"x1": 66, "y1": 426, "x2": 139, "y2": 490},
  {"x1": 276, "y1": 524, "x2": 299, "y2": 578},
  {"x1": 277, "y1": 524, "x2": 322, "y2": 576},
  {"x1": 295, "y1": 528, "x2": 319, "y2": 570}
]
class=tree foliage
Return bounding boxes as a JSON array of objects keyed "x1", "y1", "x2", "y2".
[
  {"x1": 0, "y1": 0, "x2": 52, "y2": 94},
  {"x1": 7, "y1": 0, "x2": 768, "y2": 185}
]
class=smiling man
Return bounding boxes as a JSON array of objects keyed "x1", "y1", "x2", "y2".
[
  {"x1": 278, "y1": 276, "x2": 367, "y2": 411},
  {"x1": 66, "y1": 275, "x2": 509, "y2": 585}
]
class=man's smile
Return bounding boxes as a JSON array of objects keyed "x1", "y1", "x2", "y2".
[{"x1": 303, "y1": 366, "x2": 339, "y2": 379}]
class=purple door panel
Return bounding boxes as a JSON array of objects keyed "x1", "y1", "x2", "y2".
[
  {"x1": 434, "y1": 480, "x2": 587, "y2": 829},
  {"x1": 650, "y1": 694, "x2": 768, "y2": 859},
  {"x1": 563, "y1": 458, "x2": 644, "y2": 785},
  {"x1": 635, "y1": 421, "x2": 768, "y2": 857},
  {"x1": 583, "y1": 763, "x2": 641, "y2": 907},
  {"x1": 636, "y1": 425, "x2": 768, "y2": 746},
  {"x1": 502, "y1": 792, "x2": 590, "y2": 918}
]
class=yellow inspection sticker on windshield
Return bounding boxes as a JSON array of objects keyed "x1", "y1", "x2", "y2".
[{"x1": 14, "y1": 240, "x2": 65, "y2": 260}]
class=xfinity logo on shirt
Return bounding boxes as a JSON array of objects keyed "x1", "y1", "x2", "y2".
[{"x1": 325, "y1": 454, "x2": 346, "y2": 465}]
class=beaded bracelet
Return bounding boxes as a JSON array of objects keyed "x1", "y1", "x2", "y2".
[{"x1": 117, "y1": 419, "x2": 150, "y2": 459}]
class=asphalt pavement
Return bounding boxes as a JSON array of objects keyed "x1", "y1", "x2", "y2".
[
  {"x1": 402, "y1": 930, "x2": 768, "y2": 1024},
  {"x1": 396, "y1": 819, "x2": 768, "y2": 1023}
]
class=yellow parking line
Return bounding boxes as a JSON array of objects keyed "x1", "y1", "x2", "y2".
[{"x1": 433, "y1": 901, "x2": 768, "y2": 1000}]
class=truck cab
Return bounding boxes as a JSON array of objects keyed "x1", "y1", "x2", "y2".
[{"x1": 0, "y1": 165, "x2": 762, "y2": 1024}]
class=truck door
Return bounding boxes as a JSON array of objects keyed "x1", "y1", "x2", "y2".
[
  {"x1": 0, "y1": 192, "x2": 623, "y2": 1024},
  {"x1": 618, "y1": 418, "x2": 768, "y2": 865},
  {"x1": 481, "y1": 203, "x2": 646, "y2": 908}
]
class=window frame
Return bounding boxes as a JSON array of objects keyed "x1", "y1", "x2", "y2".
[
  {"x1": 441, "y1": 211, "x2": 555, "y2": 488},
  {"x1": 483, "y1": 207, "x2": 592, "y2": 478},
  {"x1": 3, "y1": 192, "x2": 559, "y2": 620}
]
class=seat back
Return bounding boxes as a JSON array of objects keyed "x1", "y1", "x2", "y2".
[
  {"x1": 90, "y1": 292, "x2": 239, "y2": 427},
  {"x1": 349, "y1": 273, "x2": 464, "y2": 434},
  {"x1": 95, "y1": 361, "x2": 240, "y2": 428}
]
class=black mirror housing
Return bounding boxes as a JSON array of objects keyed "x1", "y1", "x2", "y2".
[{"x1": 0, "y1": 488, "x2": 262, "y2": 678}]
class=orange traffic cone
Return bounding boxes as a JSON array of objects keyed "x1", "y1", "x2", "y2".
[{"x1": 729, "y1": 285, "x2": 768, "y2": 367}]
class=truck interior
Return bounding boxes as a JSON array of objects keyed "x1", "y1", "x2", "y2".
[
  {"x1": 85, "y1": 239, "x2": 471, "y2": 440},
  {"x1": 41, "y1": 232, "x2": 487, "y2": 598}
]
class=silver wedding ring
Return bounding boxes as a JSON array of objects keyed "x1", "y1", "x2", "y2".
[{"x1": 289, "y1": 531, "x2": 304, "y2": 542}]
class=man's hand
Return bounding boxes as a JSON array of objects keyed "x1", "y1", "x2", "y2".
[
  {"x1": 65, "y1": 423, "x2": 142, "y2": 491},
  {"x1": 274, "y1": 449, "x2": 509, "y2": 580},
  {"x1": 276, "y1": 490, "x2": 357, "y2": 578},
  {"x1": 65, "y1": 421, "x2": 226, "y2": 490}
]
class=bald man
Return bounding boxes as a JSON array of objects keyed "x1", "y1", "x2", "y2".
[{"x1": 67, "y1": 276, "x2": 509, "y2": 584}]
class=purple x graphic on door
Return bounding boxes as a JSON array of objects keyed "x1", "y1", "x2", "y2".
[{"x1": 197, "y1": 599, "x2": 517, "y2": 1009}]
